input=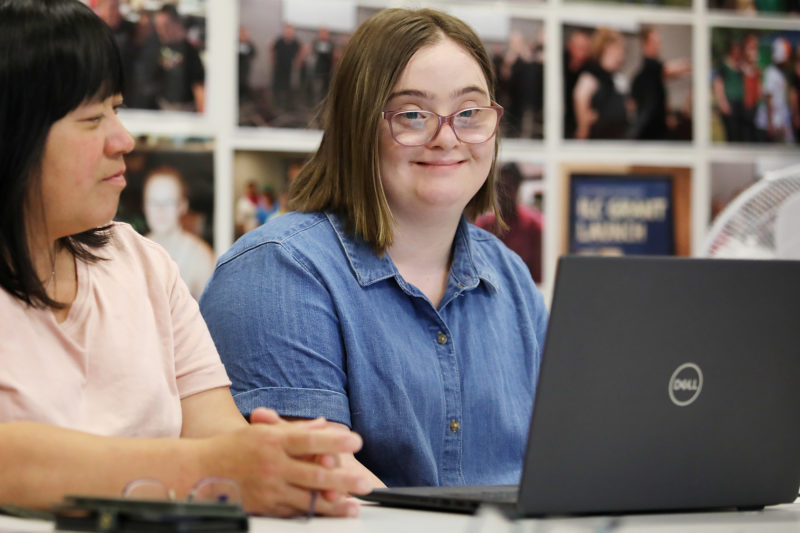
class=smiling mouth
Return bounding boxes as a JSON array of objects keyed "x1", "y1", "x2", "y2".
[{"x1": 414, "y1": 160, "x2": 465, "y2": 167}]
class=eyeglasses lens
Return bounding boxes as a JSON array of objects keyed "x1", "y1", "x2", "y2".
[
  {"x1": 190, "y1": 478, "x2": 242, "y2": 504},
  {"x1": 123, "y1": 479, "x2": 172, "y2": 501},
  {"x1": 391, "y1": 108, "x2": 498, "y2": 146}
]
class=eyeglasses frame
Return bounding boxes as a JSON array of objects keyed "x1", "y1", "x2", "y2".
[
  {"x1": 122, "y1": 476, "x2": 242, "y2": 504},
  {"x1": 381, "y1": 104, "x2": 504, "y2": 147}
]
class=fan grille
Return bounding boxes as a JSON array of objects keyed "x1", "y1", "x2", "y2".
[{"x1": 705, "y1": 165, "x2": 800, "y2": 258}]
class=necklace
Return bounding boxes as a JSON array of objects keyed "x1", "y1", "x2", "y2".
[{"x1": 44, "y1": 249, "x2": 56, "y2": 289}]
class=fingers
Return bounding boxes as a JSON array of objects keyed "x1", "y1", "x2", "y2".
[
  {"x1": 248, "y1": 409, "x2": 327, "y2": 431},
  {"x1": 317, "y1": 453, "x2": 341, "y2": 469},
  {"x1": 314, "y1": 497, "x2": 360, "y2": 518},
  {"x1": 320, "y1": 488, "x2": 346, "y2": 502},
  {"x1": 281, "y1": 426, "x2": 362, "y2": 456},
  {"x1": 283, "y1": 458, "x2": 372, "y2": 495},
  {"x1": 279, "y1": 484, "x2": 360, "y2": 518},
  {"x1": 249, "y1": 407, "x2": 282, "y2": 425}
]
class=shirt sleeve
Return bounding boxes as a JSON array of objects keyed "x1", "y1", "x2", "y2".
[
  {"x1": 199, "y1": 241, "x2": 351, "y2": 425},
  {"x1": 163, "y1": 245, "x2": 231, "y2": 399},
  {"x1": 188, "y1": 43, "x2": 205, "y2": 85}
]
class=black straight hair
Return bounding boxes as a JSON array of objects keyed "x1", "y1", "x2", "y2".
[{"x1": 0, "y1": 0, "x2": 125, "y2": 308}]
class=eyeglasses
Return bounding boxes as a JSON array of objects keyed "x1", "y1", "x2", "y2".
[
  {"x1": 382, "y1": 104, "x2": 503, "y2": 147},
  {"x1": 123, "y1": 477, "x2": 242, "y2": 504}
]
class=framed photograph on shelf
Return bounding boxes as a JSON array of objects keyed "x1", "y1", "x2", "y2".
[
  {"x1": 560, "y1": 163, "x2": 691, "y2": 256},
  {"x1": 710, "y1": 27, "x2": 800, "y2": 145},
  {"x1": 232, "y1": 150, "x2": 311, "y2": 239},
  {"x1": 115, "y1": 137, "x2": 215, "y2": 299},
  {"x1": 238, "y1": 0, "x2": 356, "y2": 128},
  {"x1": 88, "y1": 0, "x2": 208, "y2": 113},
  {"x1": 473, "y1": 161, "x2": 545, "y2": 283},
  {"x1": 562, "y1": 22, "x2": 692, "y2": 141}
]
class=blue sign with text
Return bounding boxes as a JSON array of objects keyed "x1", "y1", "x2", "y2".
[{"x1": 569, "y1": 174, "x2": 675, "y2": 255}]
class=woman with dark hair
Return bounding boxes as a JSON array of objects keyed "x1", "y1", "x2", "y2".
[
  {"x1": 0, "y1": 0, "x2": 369, "y2": 516},
  {"x1": 201, "y1": 8, "x2": 548, "y2": 488}
]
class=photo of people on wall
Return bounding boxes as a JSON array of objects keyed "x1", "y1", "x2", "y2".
[
  {"x1": 116, "y1": 137, "x2": 215, "y2": 299},
  {"x1": 473, "y1": 162, "x2": 545, "y2": 283},
  {"x1": 239, "y1": 0, "x2": 545, "y2": 139},
  {"x1": 233, "y1": 150, "x2": 309, "y2": 239},
  {"x1": 238, "y1": 0, "x2": 352, "y2": 128},
  {"x1": 87, "y1": 0, "x2": 207, "y2": 113},
  {"x1": 563, "y1": 22, "x2": 692, "y2": 141},
  {"x1": 711, "y1": 27, "x2": 800, "y2": 144}
]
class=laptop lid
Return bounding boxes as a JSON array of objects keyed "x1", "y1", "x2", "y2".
[{"x1": 517, "y1": 255, "x2": 800, "y2": 515}]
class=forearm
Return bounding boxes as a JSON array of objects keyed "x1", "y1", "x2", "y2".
[
  {"x1": 193, "y1": 84, "x2": 205, "y2": 113},
  {"x1": 0, "y1": 422, "x2": 203, "y2": 509},
  {"x1": 180, "y1": 387, "x2": 248, "y2": 438}
]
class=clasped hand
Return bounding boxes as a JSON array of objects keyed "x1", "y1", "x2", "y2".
[{"x1": 201, "y1": 407, "x2": 372, "y2": 517}]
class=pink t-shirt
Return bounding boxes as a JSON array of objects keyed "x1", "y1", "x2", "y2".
[{"x1": 0, "y1": 223, "x2": 230, "y2": 437}]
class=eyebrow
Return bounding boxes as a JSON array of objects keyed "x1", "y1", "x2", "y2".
[{"x1": 387, "y1": 85, "x2": 489, "y2": 102}]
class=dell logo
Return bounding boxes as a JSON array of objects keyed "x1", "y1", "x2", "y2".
[{"x1": 668, "y1": 363, "x2": 703, "y2": 406}]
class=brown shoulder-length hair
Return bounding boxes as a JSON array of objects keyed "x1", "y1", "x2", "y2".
[{"x1": 288, "y1": 8, "x2": 501, "y2": 254}]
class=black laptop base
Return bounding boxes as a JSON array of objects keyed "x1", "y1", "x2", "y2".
[
  {"x1": 359, "y1": 485, "x2": 518, "y2": 515},
  {"x1": 359, "y1": 487, "x2": 770, "y2": 518}
]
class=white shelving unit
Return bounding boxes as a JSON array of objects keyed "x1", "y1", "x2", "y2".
[{"x1": 120, "y1": 0, "x2": 800, "y2": 302}]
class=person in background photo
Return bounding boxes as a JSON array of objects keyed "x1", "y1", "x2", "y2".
[
  {"x1": 789, "y1": 44, "x2": 800, "y2": 142},
  {"x1": 573, "y1": 27, "x2": 629, "y2": 140},
  {"x1": 474, "y1": 162, "x2": 543, "y2": 283},
  {"x1": 563, "y1": 28, "x2": 591, "y2": 139},
  {"x1": 234, "y1": 181, "x2": 260, "y2": 237},
  {"x1": 0, "y1": 0, "x2": 371, "y2": 516},
  {"x1": 311, "y1": 27, "x2": 335, "y2": 104},
  {"x1": 92, "y1": 0, "x2": 139, "y2": 105},
  {"x1": 630, "y1": 25, "x2": 691, "y2": 140},
  {"x1": 740, "y1": 32, "x2": 762, "y2": 143},
  {"x1": 271, "y1": 23, "x2": 301, "y2": 112},
  {"x1": 238, "y1": 26, "x2": 256, "y2": 104},
  {"x1": 200, "y1": 8, "x2": 548, "y2": 489},
  {"x1": 755, "y1": 37, "x2": 794, "y2": 142},
  {"x1": 500, "y1": 30, "x2": 543, "y2": 138},
  {"x1": 713, "y1": 39, "x2": 747, "y2": 142},
  {"x1": 152, "y1": 4, "x2": 205, "y2": 112},
  {"x1": 142, "y1": 166, "x2": 215, "y2": 300}
]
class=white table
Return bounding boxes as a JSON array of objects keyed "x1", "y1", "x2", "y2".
[{"x1": 2, "y1": 500, "x2": 799, "y2": 533}]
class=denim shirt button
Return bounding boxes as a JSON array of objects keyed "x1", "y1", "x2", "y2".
[
  {"x1": 450, "y1": 419, "x2": 460, "y2": 433},
  {"x1": 437, "y1": 331, "x2": 447, "y2": 345}
]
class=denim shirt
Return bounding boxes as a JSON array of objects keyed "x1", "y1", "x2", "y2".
[{"x1": 200, "y1": 212, "x2": 548, "y2": 487}]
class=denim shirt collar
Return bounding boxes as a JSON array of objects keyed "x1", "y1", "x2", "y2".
[{"x1": 325, "y1": 212, "x2": 499, "y2": 292}]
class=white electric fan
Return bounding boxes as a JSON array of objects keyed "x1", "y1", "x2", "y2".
[{"x1": 704, "y1": 163, "x2": 800, "y2": 259}]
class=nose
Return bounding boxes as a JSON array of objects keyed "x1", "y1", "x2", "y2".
[
  {"x1": 107, "y1": 114, "x2": 135, "y2": 156},
  {"x1": 427, "y1": 117, "x2": 459, "y2": 149}
]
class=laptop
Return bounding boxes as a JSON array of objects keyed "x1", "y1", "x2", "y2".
[{"x1": 360, "y1": 256, "x2": 800, "y2": 516}]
